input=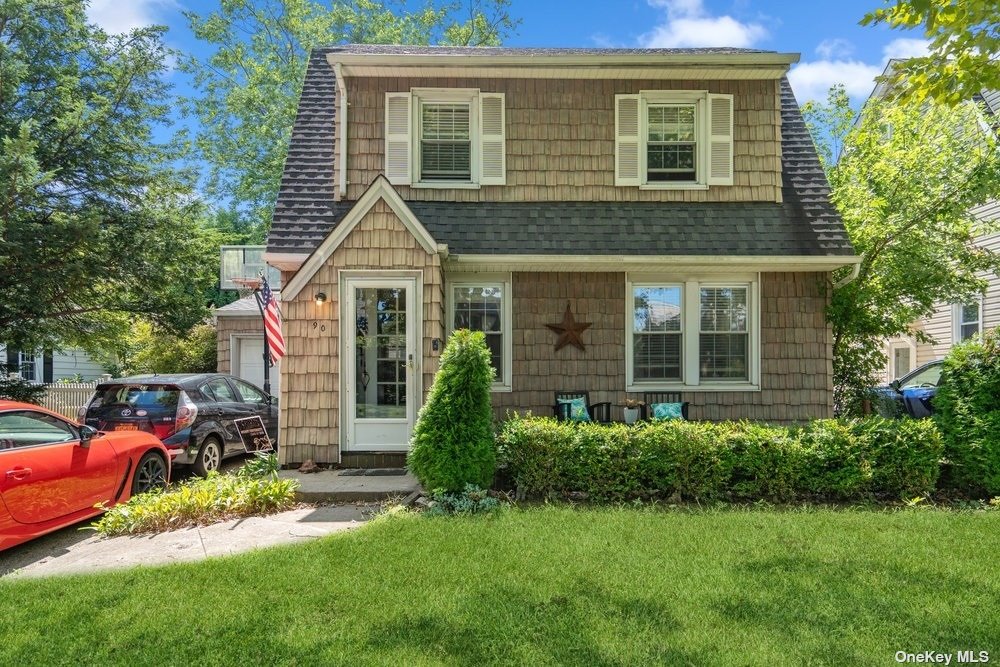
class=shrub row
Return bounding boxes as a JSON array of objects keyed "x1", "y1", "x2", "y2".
[{"x1": 496, "y1": 416, "x2": 943, "y2": 502}]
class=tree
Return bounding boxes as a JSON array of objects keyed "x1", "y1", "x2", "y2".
[
  {"x1": 862, "y1": 1, "x2": 1000, "y2": 104},
  {"x1": 407, "y1": 329, "x2": 496, "y2": 493},
  {"x1": 0, "y1": 2, "x2": 218, "y2": 353},
  {"x1": 181, "y1": 0, "x2": 519, "y2": 229},
  {"x1": 112, "y1": 321, "x2": 218, "y2": 377},
  {"x1": 804, "y1": 87, "x2": 1000, "y2": 414}
]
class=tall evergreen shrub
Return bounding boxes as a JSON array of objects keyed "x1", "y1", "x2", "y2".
[
  {"x1": 934, "y1": 327, "x2": 1000, "y2": 495},
  {"x1": 407, "y1": 329, "x2": 496, "y2": 492}
]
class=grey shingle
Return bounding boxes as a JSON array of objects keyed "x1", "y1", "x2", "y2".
[
  {"x1": 268, "y1": 49, "x2": 854, "y2": 258},
  {"x1": 325, "y1": 44, "x2": 777, "y2": 56}
]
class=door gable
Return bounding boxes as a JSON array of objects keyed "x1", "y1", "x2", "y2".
[{"x1": 283, "y1": 176, "x2": 439, "y2": 300}]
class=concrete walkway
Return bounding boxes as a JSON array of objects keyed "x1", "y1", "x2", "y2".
[{"x1": 1, "y1": 504, "x2": 371, "y2": 579}]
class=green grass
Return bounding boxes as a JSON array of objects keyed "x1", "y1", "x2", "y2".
[{"x1": 2, "y1": 506, "x2": 999, "y2": 666}]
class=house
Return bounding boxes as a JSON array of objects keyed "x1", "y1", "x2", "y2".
[
  {"x1": 0, "y1": 344, "x2": 108, "y2": 383},
  {"x1": 263, "y1": 45, "x2": 859, "y2": 467},
  {"x1": 872, "y1": 64, "x2": 1000, "y2": 381},
  {"x1": 214, "y1": 245, "x2": 283, "y2": 395}
]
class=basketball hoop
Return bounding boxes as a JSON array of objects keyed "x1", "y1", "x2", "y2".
[{"x1": 231, "y1": 277, "x2": 262, "y2": 300}]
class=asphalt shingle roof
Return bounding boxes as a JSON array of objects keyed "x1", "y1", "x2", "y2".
[
  {"x1": 325, "y1": 44, "x2": 777, "y2": 56},
  {"x1": 268, "y1": 48, "x2": 854, "y2": 258}
]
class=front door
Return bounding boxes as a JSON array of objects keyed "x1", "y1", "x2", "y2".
[{"x1": 344, "y1": 277, "x2": 419, "y2": 451}]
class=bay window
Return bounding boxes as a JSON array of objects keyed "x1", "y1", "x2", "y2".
[{"x1": 627, "y1": 277, "x2": 758, "y2": 390}]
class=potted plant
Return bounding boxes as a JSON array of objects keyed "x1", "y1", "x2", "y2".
[{"x1": 621, "y1": 397, "x2": 644, "y2": 425}]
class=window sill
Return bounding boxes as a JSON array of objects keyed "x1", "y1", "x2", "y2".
[
  {"x1": 490, "y1": 384, "x2": 512, "y2": 393},
  {"x1": 639, "y1": 183, "x2": 709, "y2": 191},
  {"x1": 411, "y1": 182, "x2": 481, "y2": 190},
  {"x1": 626, "y1": 382, "x2": 759, "y2": 393}
]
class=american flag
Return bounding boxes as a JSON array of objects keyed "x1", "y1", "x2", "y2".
[{"x1": 259, "y1": 276, "x2": 285, "y2": 364}]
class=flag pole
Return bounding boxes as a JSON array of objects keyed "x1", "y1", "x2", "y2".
[{"x1": 253, "y1": 276, "x2": 273, "y2": 398}]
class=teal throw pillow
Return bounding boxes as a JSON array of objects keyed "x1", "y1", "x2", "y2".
[
  {"x1": 651, "y1": 402, "x2": 684, "y2": 421},
  {"x1": 557, "y1": 397, "x2": 591, "y2": 422}
]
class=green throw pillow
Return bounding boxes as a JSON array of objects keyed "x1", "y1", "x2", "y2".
[
  {"x1": 557, "y1": 397, "x2": 591, "y2": 422},
  {"x1": 651, "y1": 402, "x2": 684, "y2": 420}
]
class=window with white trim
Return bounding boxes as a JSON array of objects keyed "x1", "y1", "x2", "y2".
[
  {"x1": 615, "y1": 91, "x2": 733, "y2": 188},
  {"x1": 447, "y1": 275, "x2": 512, "y2": 391},
  {"x1": 627, "y1": 277, "x2": 758, "y2": 390},
  {"x1": 955, "y1": 301, "x2": 981, "y2": 342},
  {"x1": 385, "y1": 89, "x2": 506, "y2": 188},
  {"x1": 632, "y1": 286, "x2": 683, "y2": 381}
]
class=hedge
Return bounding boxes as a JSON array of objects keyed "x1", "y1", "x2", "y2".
[
  {"x1": 934, "y1": 326, "x2": 1000, "y2": 496},
  {"x1": 496, "y1": 416, "x2": 943, "y2": 502}
]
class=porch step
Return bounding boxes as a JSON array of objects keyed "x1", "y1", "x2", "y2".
[{"x1": 279, "y1": 469, "x2": 420, "y2": 503}]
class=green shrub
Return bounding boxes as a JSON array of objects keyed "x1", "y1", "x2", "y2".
[
  {"x1": 0, "y1": 365, "x2": 47, "y2": 403},
  {"x1": 407, "y1": 329, "x2": 496, "y2": 493},
  {"x1": 92, "y1": 471, "x2": 298, "y2": 536},
  {"x1": 497, "y1": 415, "x2": 943, "y2": 502},
  {"x1": 426, "y1": 484, "x2": 500, "y2": 516},
  {"x1": 934, "y1": 327, "x2": 1000, "y2": 495},
  {"x1": 724, "y1": 421, "x2": 804, "y2": 502}
]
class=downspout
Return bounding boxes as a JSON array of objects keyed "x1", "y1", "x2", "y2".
[{"x1": 333, "y1": 62, "x2": 348, "y2": 202}]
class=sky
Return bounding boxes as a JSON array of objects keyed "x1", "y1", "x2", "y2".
[{"x1": 84, "y1": 0, "x2": 929, "y2": 141}]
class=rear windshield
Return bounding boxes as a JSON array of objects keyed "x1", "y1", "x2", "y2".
[{"x1": 92, "y1": 385, "x2": 179, "y2": 410}]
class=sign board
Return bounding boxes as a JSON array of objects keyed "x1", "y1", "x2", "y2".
[{"x1": 233, "y1": 416, "x2": 274, "y2": 453}]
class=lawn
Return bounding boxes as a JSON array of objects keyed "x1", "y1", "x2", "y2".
[{"x1": 2, "y1": 506, "x2": 999, "y2": 666}]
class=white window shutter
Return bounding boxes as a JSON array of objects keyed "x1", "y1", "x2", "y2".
[
  {"x1": 479, "y1": 92, "x2": 506, "y2": 185},
  {"x1": 615, "y1": 95, "x2": 641, "y2": 186},
  {"x1": 707, "y1": 93, "x2": 734, "y2": 186},
  {"x1": 384, "y1": 92, "x2": 412, "y2": 185}
]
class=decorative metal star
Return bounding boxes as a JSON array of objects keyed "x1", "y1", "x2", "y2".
[{"x1": 546, "y1": 302, "x2": 592, "y2": 352}]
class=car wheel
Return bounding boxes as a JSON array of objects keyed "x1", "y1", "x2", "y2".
[
  {"x1": 192, "y1": 437, "x2": 223, "y2": 477},
  {"x1": 133, "y1": 452, "x2": 168, "y2": 494}
]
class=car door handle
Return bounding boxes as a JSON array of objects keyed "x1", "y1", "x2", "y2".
[{"x1": 6, "y1": 467, "x2": 32, "y2": 480}]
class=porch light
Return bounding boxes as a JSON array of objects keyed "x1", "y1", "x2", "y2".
[{"x1": 315, "y1": 292, "x2": 327, "y2": 306}]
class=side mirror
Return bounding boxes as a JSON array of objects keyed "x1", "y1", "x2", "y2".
[
  {"x1": 889, "y1": 379, "x2": 902, "y2": 394},
  {"x1": 79, "y1": 425, "x2": 98, "y2": 448}
]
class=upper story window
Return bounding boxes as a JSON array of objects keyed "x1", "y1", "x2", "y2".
[
  {"x1": 385, "y1": 89, "x2": 506, "y2": 188},
  {"x1": 615, "y1": 91, "x2": 734, "y2": 189},
  {"x1": 419, "y1": 102, "x2": 472, "y2": 182}
]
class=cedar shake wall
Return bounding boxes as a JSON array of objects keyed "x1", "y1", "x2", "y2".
[
  {"x1": 278, "y1": 199, "x2": 444, "y2": 465},
  {"x1": 492, "y1": 271, "x2": 832, "y2": 423},
  {"x1": 344, "y1": 77, "x2": 782, "y2": 203}
]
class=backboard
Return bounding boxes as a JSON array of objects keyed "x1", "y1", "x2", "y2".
[{"x1": 220, "y1": 246, "x2": 281, "y2": 292}]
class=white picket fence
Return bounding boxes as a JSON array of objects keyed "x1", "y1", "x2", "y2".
[{"x1": 40, "y1": 382, "x2": 98, "y2": 420}]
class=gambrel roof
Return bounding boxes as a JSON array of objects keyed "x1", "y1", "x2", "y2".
[{"x1": 267, "y1": 47, "x2": 854, "y2": 259}]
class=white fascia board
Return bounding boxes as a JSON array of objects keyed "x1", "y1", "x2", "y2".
[{"x1": 330, "y1": 52, "x2": 800, "y2": 68}]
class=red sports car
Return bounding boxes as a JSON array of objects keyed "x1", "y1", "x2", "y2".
[{"x1": 0, "y1": 400, "x2": 169, "y2": 552}]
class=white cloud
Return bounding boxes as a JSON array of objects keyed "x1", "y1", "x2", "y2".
[
  {"x1": 789, "y1": 36, "x2": 932, "y2": 104},
  {"x1": 815, "y1": 38, "x2": 854, "y2": 60},
  {"x1": 788, "y1": 60, "x2": 884, "y2": 103},
  {"x1": 640, "y1": 0, "x2": 769, "y2": 49},
  {"x1": 86, "y1": 0, "x2": 176, "y2": 34},
  {"x1": 882, "y1": 37, "x2": 930, "y2": 60}
]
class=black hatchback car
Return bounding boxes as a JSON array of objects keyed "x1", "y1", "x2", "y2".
[{"x1": 80, "y1": 374, "x2": 277, "y2": 476}]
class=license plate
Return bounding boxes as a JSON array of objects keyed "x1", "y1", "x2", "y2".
[{"x1": 115, "y1": 424, "x2": 138, "y2": 431}]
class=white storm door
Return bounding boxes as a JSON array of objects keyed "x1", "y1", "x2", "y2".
[{"x1": 344, "y1": 278, "x2": 418, "y2": 451}]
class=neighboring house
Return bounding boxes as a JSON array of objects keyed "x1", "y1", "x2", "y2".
[
  {"x1": 0, "y1": 344, "x2": 108, "y2": 383},
  {"x1": 214, "y1": 245, "x2": 283, "y2": 395},
  {"x1": 884, "y1": 202, "x2": 1000, "y2": 381},
  {"x1": 874, "y1": 64, "x2": 1000, "y2": 381},
  {"x1": 264, "y1": 45, "x2": 858, "y2": 467}
]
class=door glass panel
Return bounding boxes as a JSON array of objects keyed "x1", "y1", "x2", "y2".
[{"x1": 356, "y1": 287, "x2": 407, "y2": 419}]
